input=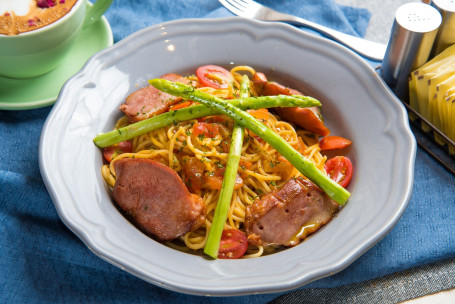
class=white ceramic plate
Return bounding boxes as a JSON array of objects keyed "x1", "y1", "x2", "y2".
[{"x1": 39, "y1": 17, "x2": 416, "y2": 296}]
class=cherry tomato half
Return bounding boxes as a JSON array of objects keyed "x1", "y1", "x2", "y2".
[
  {"x1": 192, "y1": 122, "x2": 220, "y2": 139},
  {"x1": 319, "y1": 136, "x2": 352, "y2": 151},
  {"x1": 324, "y1": 156, "x2": 353, "y2": 188},
  {"x1": 196, "y1": 65, "x2": 234, "y2": 89},
  {"x1": 103, "y1": 141, "x2": 133, "y2": 163},
  {"x1": 218, "y1": 229, "x2": 248, "y2": 259},
  {"x1": 204, "y1": 167, "x2": 244, "y2": 191}
]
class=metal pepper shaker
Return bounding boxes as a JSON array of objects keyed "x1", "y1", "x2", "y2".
[
  {"x1": 430, "y1": 0, "x2": 455, "y2": 57},
  {"x1": 380, "y1": 2, "x2": 442, "y2": 100}
]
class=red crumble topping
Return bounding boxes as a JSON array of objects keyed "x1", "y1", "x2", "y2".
[
  {"x1": 36, "y1": 0, "x2": 56, "y2": 8},
  {"x1": 4, "y1": 12, "x2": 10, "y2": 16},
  {"x1": 59, "y1": 0, "x2": 66, "y2": 3},
  {"x1": 27, "y1": 17, "x2": 40, "y2": 27}
]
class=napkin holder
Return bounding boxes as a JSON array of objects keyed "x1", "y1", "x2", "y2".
[{"x1": 380, "y1": 2, "x2": 455, "y2": 175}]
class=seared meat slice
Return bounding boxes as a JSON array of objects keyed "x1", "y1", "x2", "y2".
[
  {"x1": 245, "y1": 177, "x2": 340, "y2": 247},
  {"x1": 113, "y1": 158, "x2": 205, "y2": 241},
  {"x1": 119, "y1": 73, "x2": 193, "y2": 123},
  {"x1": 252, "y1": 72, "x2": 330, "y2": 136}
]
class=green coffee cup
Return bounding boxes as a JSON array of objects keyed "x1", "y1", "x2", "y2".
[{"x1": 0, "y1": 0, "x2": 112, "y2": 79}]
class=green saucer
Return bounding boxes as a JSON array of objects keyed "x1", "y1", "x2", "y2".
[{"x1": 0, "y1": 15, "x2": 113, "y2": 110}]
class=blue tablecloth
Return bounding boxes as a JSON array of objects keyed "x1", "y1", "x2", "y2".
[{"x1": 1, "y1": 1, "x2": 454, "y2": 303}]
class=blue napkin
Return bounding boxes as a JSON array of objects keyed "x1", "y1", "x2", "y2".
[
  {"x1": 105, "y1": 0, "x2": 370, "y2": 41},
  {"x1": 1, "y1": 1, "x2": 454, "y2": 303}
]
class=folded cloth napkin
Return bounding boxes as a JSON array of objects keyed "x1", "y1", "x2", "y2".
[{"x1": 1, "y1": 1, "x2": 454, "y2": 304}]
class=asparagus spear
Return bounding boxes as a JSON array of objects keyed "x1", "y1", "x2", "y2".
[
  {"x1": 149, "y1": 79, "x2": 350, "y2": 205},
  {"x1": 93, "y1": 95, "x2": 320, "y2": 148},
  {"x1": 204, "y1": 75, "x2": 249, "y2": 259}
]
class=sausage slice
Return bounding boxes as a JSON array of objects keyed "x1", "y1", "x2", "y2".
[
  {"x1": 113, "y1": 158, "x2": 205, "y2": 241},
  {"x1": 245, "y1": 177, "x2": 340, "y2": 247},
  {"x1": 252, "y1": 72, "x2": 330, "y2": 136},
  {"x1": 119, "y1": 74, "x2": 193, "y2": 123}
]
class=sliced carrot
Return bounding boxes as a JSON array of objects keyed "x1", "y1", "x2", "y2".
[
  {"x1": 247, "y1": 108, "x2": 269, "y2": 121},
  {"x1": 169, "y1": 101, "x2": 192, "y2": 111},
  {"x1": 319, "y1": 136, "x2": 352, "y2": 151}
]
